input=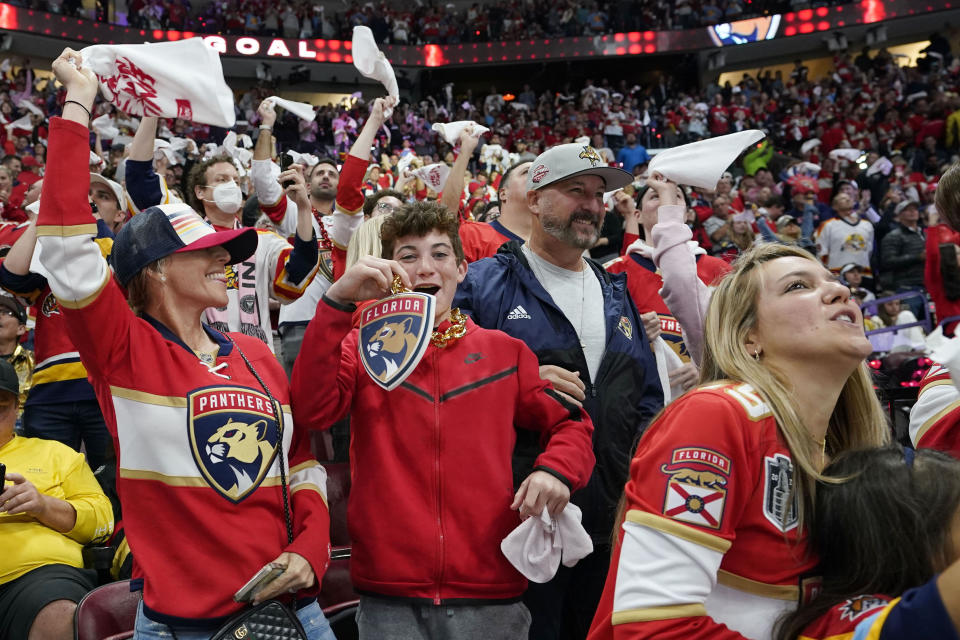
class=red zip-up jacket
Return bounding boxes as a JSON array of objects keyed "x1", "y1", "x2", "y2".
[{"x1": 292, "y1": 296, "x2": 595, "y2": 603}]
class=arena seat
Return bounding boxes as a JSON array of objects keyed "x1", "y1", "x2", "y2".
[
  {"x1": 74, "y1": 579, "x2": 139, "y2": 640},
  {"x1": 319, "y1": 462, "x2": 358, "y2": 638}
]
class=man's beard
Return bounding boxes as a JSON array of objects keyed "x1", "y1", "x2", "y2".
[
  {"x1": 540, "y1": 208, "x2": 601, "y2": 249},
  {"x1": 311, "y1": 186, "x2": 336, "y2": 201}
]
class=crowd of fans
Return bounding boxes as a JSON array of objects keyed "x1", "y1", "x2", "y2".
[
  {"x1": 9, "y1": 0, "x2": 851, "y2": 41},
  {"x1": 1, "y1": 22, "x2": 960, "y2": 640}
]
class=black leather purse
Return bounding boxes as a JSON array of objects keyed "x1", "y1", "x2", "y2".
[
  {"x1": 210, "y1": 600, "x2": 308, "y2": 640},
  {"x1": 209, "y1": 340, "x2": 307, "y2": 640}
]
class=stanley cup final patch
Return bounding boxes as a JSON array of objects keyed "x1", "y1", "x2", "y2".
[
  {"x1": 359, "y1": 292, "x2": 436, "y2": 391},
  {"x1": 763, "y1": 453, "x2": 799, "y2": 532},
  {"x1": 188, "y1": 386, "x2": 281, "y2": 503},
  {"x1": 660, "y1": 448, "x2": 731, "y2": 529}
]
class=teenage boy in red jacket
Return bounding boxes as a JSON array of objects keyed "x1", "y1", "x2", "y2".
[{"x1": 292, "y1": 200, "x2": 595, "y2": 640}]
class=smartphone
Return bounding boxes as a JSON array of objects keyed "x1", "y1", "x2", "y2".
[
  {"x1": 0, "y1": 463, "x2": 5, "y2": 487},
  {"x1": 279, "y1": 152, "x2": 295, "y2": 189},
  {"x1": 233, "y1": 563, "x2": 284, "y2": 602}
]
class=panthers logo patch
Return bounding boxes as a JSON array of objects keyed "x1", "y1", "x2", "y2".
[
  {"x1": 41, "y1": 292, "x2": 60, "y2": 317},
  {"x1": 317, "y1": 249, "x2": 335, "y2": 283},
  {"x1": 842, "y1": 233, "x2": 867, "y2": 252},
  {"x1": 187, "y1": 386, "x2": 280, "y2": 503},
  {"x1": 358, "y1": 292, "x2": 435, "y2": 391},
  {"x1": 578, "y1": 146, "x2": 603, "y2": 167}
]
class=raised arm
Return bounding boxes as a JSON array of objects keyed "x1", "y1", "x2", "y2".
[
  {"x1": 124, "y1": 116, "x2": 178, "y2": 210},
  {"x1": 440, "y1": 124, "x2": 481, "y2": 216},
  {"x1": 649, "y1": 174, "x2": 711, "y2": 367}
]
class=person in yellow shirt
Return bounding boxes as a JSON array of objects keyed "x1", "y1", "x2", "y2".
[
  {"x1": 0, "y1": 358, "x2": 113, "y2": 640},
  {"x1": 0, "y1": 293, "x2": 34, "y2": 420}
]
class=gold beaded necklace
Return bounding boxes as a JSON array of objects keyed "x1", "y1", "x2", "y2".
[{"x1": 391, "y1": 275, "x2": 466, "y2": 348}]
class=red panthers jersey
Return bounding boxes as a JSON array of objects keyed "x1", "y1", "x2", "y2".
[
  {"x1": 910, "y1": 364, "x2": 960, "y2": 458},
  {"x1": 588, "y1": 382, "x2": 819, "y2": 640}
]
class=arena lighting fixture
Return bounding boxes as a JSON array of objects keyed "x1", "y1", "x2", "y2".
[
  {"x1": 865, "y1": 25, "x2": 887, "y2": 46},
  {"x1": 707, "y1": 51, "x2": 726, "y2": 70},
  {"x1": 825, "y1": 31, "x2": 848, "y2": 51}
]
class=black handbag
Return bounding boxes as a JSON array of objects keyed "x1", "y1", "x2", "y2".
[
  {"x1": 208, "y1": 340, "x2": 307, "y2": 640},
  {"x1": 210, "y1": 600, "x2": 308, "y2": 640}
]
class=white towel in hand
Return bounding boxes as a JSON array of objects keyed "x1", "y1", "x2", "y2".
[
  {"x1": 412, "y1": 163, "x2": 450, "y2": 192},
  {"x1": 91, "y1": 113, "x2": 120, "y2": 140},
  {"x1": 829, "y1": 148, "x2": 862, "y2": 162},
  {"x1": 431, "y1": 121, "x2": 489, "y2": 145},
  {"x1": 81, "y1": 38, "x2": 235, "y2": 128},
  {"x1": 352, "y1": 26, "x2": 399, "y2": 116},
  {"x1": 647, "y1": 130, "x2": 765, "y2": 190},
  {"x1": 500, "y1": 504, "x2": 593, "y2": 583},
  {"x1": 266, "y1": 96, "x2": 316, "y2": 122}
]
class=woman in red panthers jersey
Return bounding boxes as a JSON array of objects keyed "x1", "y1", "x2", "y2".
[
  {"x1": 776, "y1": 446, "x2": 960, "y2": 640},
  {"x1": 40, "y1": 49, "x2": 335, "y2": 639},
  {"x1": 589, "y1": 241, "x2": 888, "y2": 640}
]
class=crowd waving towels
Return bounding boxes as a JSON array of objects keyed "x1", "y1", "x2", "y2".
[
  {"x1": 352, "y1": 26, "x2": 400, "y2": 117},
  {"x1": 80, "y1": 38, "x2": 236, "y2": 128},
  {"x1": 647, "y1": 129, "x2": 765, "y2": 190}
]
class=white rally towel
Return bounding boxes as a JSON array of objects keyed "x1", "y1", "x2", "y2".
[
  {"x1": 829, "y1": 148, "x2": 862, "y2": 162},
  {"x1": 500, "y1": 504, "x2": 593, "y2": 583},
  {"x1": 265, "y1": 96, "x2": 316, "y2": 122},
  {"x1": 647, "y1": 130, "x2": 765, "y2": 190},
  {"x1": 81, "y1": 38, "x2": 235, "y2": 128},
  {"x1": 4, "y1": 114, "x2": 32, "y2": 133},
  {"x1": 412, "y1": 163, "x2": 450, "y2": 192},
  {"x1": 91, "y1": 113, "x2": 120, "y2": 140},
  {"x1": 926, "y1": 327, "x2": 960, "y2": 394},
  {"x1": 286, "y1": 150, "x2": 320, "y2": 167},
  {"x1": 431, "y1": 120, "x2": 489, "y2": 145},
  {"x1": 352, "y1": 26, "x2": 399, "y2": 115},
  {"x1": 17, "y1": 99, "x2": 44, "y2": 118},
  {"x1": 800, "y1": 138, "x2": 821, "y2": 155}
]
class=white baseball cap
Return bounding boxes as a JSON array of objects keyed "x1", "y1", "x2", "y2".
[
  {"x1": 90, "y1": 173, "x2": 127, "y2": 212},
  {"x1": 527, "y1": 143, "x2": 633, "y2": 192}
]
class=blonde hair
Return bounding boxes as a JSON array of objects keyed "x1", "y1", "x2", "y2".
[
  {"x1": 700, "y1": 243, "x2": 889, "y2": 531},
  {"x1": 728, "y1": 220, "x2": 756, "y2": 251},
  {"x1": 346, "y1": 215, "x2": 389, "y2": 270}
]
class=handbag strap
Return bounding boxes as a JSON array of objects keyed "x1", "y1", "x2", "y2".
[{"x1": 229, "y1": 337, "x2": 295, "y2": 545}]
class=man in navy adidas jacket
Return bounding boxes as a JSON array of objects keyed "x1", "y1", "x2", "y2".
[{"x1": 454, "y1": 143, "x2": 663, "y2": 640}]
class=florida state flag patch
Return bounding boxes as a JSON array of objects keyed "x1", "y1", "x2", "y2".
[
  {"x1": 660, "y1": 448, "x2": 731, "y2": 529},
  {"x1": 359, "y1": 292, "x2": 435, "y2": 391}
]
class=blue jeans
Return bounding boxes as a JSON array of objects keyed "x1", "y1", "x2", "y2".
[
  {"x1": 133, "y1": 599, "x2": 336, "y2": 640},
  {"x1": 22, "y1": 399, "x2": 112, "y2": 473}
]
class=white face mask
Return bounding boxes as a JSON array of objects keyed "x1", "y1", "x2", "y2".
[{"x1": 210, "y1": 181, "x2": 242, "y2": 214}]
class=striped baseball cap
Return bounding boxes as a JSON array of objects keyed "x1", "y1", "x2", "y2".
[{"x1": 112, "y1": 203, "x2": 257, "y2": 286}]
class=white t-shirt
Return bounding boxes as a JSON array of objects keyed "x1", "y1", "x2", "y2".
[{"x1": 523, "y1": 246, "x2": 606, "y2": 382}]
